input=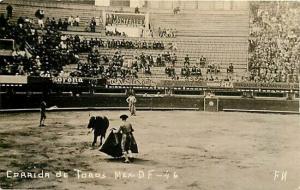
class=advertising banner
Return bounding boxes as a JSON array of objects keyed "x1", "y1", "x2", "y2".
[{"x1": 106, "y1": 12, "x2": 145, "y2": 26}]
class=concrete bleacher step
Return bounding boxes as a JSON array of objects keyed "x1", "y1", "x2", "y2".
[
  {"x1": 67, "y1": 26, "x2": 105, "y2": 34},
  {"x1": 150, "y1": 9, "x2": 249, "y2": 37}
]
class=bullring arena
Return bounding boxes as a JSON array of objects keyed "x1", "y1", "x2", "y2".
[
  {"x1": 0, "y1": 111, "x2": 299, "y2": 190},
  {"x1": 0, "y1": 0, "x2": 299, "y2": 189}
]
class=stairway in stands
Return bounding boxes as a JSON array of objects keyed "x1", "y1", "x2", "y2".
[{"x1": 150, "y1": 9, "x2": 249, "y2": 73}]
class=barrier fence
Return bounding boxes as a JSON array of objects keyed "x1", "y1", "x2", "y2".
[{"x1": 0, "y1": 76, "x2": 299, "y2": 91}]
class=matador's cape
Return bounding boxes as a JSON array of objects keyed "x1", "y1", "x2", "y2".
[{"x1": 99, "y1": 130, "x2": 138, "y2": 158}]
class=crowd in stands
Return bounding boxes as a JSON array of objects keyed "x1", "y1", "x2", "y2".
[
  {"x1": 178, "y1": 55, "x2": 211, "y2": 79},
  {"x1": 165, "y1": 66, "x2": 176, "y2": 79},
  {"x1": 44, "y1": 17, "x2": 69, "y2": 31},
  {"x1": 157, "y1": 52, "x2": 177, "y2": 67},
  {"x1": 0, "y1": 11, "x2": 78, "y2": 76},
  {"x1": 206, "y1": 63, "x2": 221, "y2": 74},
  {"x1": 158, "y1": 27, "x2": 176, "y2": 38},
  {"x1": 164, "y1": 53, "x2": 184, "y2": 79},
  {"x1": 24, "y1": 8, "x2": 103, "y2": 33},
  {"x1": 0, "y1": 52, "x2": 32, "y2": 75},
  {"x1": 141, "y1": 29, "x2": 154, "y2": 38},
  {"x1": 105, "y1": 29, "x2": 127, "y2": 37},
  {"x1": 195, "y1": 55, "x2": 207, "y2": 67},
  {"x1": 71, "y1": 50, "x2": 140, "y2": 79},
  {"x1": 60, "y1": 35, "x2": 165, "y2": 53},
  {"x1": 2, "y1": 3, "x2": 299, "y2": 85},
  {"x1": 165, "y1": 54, "x2": 235, "y2": 81},
  {"x1": 248, "y1": 2, "x2": 300, "y2": 83},
  {"x1": 180, "y1": 65, "x2": 202, "y2": 78},
  {"x1": 0, "y1": 8, "x2": 237, "y2": 83},
  {"x1": 13, "y1": 8, "x2": 83, "y2": 32},
  {"x1": 0, "y1": 14, "x2": 38, "y2": 75},
  {"x1": 39, "y1": 15, "x2": 81, "y2": 31},
  {"x1": 41, "y1": 15, "x2": 99, "y2": 32},
  {"x1": 67, "y1": 15, "x2": 80, "y2": 26},
  {"x1": 71, "y1": 49, "x2": 181, "y2": 79}
]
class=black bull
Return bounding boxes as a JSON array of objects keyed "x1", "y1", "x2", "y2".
[{"x1": 87, "y1": 116, "x2": 109, "y2": 146}]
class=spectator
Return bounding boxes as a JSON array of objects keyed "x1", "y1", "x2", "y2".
[
  {"x1": 63, "y1": 18, "x2": 68, "y2": 31},
  {"x1": 173, "y1": 6, "x2": 180, "y2": 14},
  {"x1": 35, "y1": 9, "x2": 44, "y2": 20},
  {"x1": 227, "y1": 63, "x2": 234, "y2": 73},
  {"x1": 6, "y1": 5, "x2": 13, "y2": 18},
  {"x1": 156, "y1": 54, "x2": 162, "y2": 66},
  {"x1": 200, "y1": 55, "x2": 207, "y2": 67},
  {"x1": 74, "y1": 16, "x2": 80, "y2": 26},
  {"x1": 0, "y1": 14, "x2": 7, "y2": 28},
  {"x1": 135, "y1": 7, "x2": 140, "y2": 14},
  {"x1": 214, "y1": 63, "x2": 220, "y2": 74},
  {"x1": 171, "y1": 53, "x2": 177, "y2": 66},
  {"x1": 191, "y1": 65, "x2": 202, "y2": 77},
  {"x1": 171, "y1": 42, "x2": 177, "y2": 51},
  {"x1": 181, "y1": 65, "x2": 190, "y2": 78},
  {"x1": 38, "y1": 18, "x2": 44, "y2": 29},
  {"x1": 184, "y1": 54, "x2": 190, "y2": 66},
  {"x1": 57, "y1": 18, "x2": 63, "y2": 30},
  {"x1": 68, "y1": 16, "x2": 74, "y2": 26},
  {"x1": 90, "y1": 17, "x2": 96, "y2": 32},
  {"x1": 158, "y1": 28, "x2": 176, "y2": 38},
  {"x1": 165, "y1": 65, "x2": 176, "y2": 79},
  {"x1": 50, "y1": 17, "x2": 57, "y2": 29}
]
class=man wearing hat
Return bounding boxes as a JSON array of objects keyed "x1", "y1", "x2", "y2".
[{"x1": 115, "y1": 114, "x2": 134, "y2": 163}]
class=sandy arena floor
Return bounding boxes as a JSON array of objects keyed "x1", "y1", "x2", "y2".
[{"x1": 0, "y1": 111, "x2": 299, "y2": 190}]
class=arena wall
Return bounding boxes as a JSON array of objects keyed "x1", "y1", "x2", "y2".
[{"x1": 0, "y1": 94, "x2": 298, "y2": 113}]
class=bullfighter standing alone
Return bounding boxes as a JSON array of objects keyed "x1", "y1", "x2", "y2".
[{"x1": 126, "y1": 94, "x2": 137, "y2": 116}]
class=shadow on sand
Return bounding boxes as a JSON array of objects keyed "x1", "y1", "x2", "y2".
[{"x1": 104, "y1": 157, "x2": 158, "y2": 165}]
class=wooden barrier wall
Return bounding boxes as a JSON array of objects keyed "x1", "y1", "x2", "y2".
[{"x1": 0, "y1": 93, "x2": 298, "y2": 112}]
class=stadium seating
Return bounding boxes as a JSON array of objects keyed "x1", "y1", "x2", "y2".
[
  {"x1": 0, "y1": 1, "x2": 250, "y2": 81},
  {"x1": 0, "y1": 1, "x2": 105, "y2": 32}
]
